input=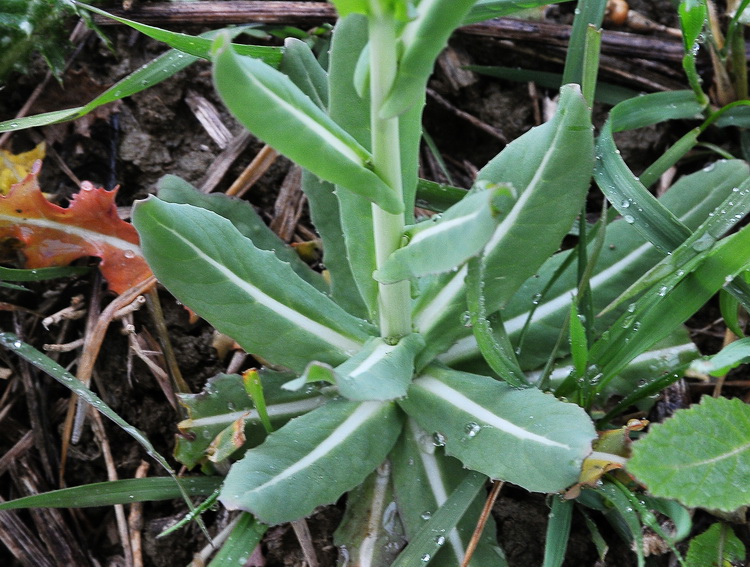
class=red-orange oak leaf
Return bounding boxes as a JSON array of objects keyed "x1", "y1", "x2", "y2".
[{"x1": 0, "y1": 161, "x2": 152, "y2": 294}]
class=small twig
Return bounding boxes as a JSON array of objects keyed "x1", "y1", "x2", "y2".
[
  {"x1": 185, "y1": 90, "x2": 234, "y2": 149},
  {"x1": 199, "y1": 131, "x2": 253, "y2": 193},
  {"x1": 226, "y1": 144, "x2": 280, "y2": 198},
  {"x1": 41, "y1": 294, "x2": 86, "y2": 329},
  {"x1": 90, "y1": 408, "x2": 134, "y2": 567},
  {"x1": 426, "y1": 87, "x2": 507, "y2": 143},
  {"x1": 291, "y1": 518, "x2": 319, "y2": 567},
  {"x1": 128, "y1": 461, "x2": 150, "y2": 567},
  {"x1": 43, "y1": 338, "x2": 85, "y2": 352},
  {"x1": 461, "y1": 480, "x2": 503, "y2": 567}
]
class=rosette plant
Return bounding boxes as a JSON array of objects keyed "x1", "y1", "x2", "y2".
[{"x1": 4, "y1": 0, "x2": 750, "y2": 565}]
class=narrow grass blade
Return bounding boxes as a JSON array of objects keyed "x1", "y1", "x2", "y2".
[
  {"x1": 390, "y1": 470, "x2": 490, "y2": 567},
  {"x1": 391, "y1": 419, "x2": 505, "y2": 567},
  {"x1": 609, "y1": 90, "x2": 705, "y2": 132},
  {"x1": 133, "y1": 198, "x2": 375, "y2": 373},
  {"x1": 595, "y1": 120, "x2": 691, "y2": 254},
  {"x1": 0, "y1": 477, "x2": 221, "y2": 510},
  {"x1": 0, "y1": 333, "x2": 175, "y2": 474},
  {"x1": 562, "y1": 0, "x2": 605, "y2": 88},
  {"x1": 77, "y1": 3, "x2": 281, "y2": 64},
  {"x1": 207, "y1": 513, "x2": 267, "y2": 567},
  {"x1": 0, "y1": 265, "x2": 90, "y2": 281},
  {"x1": 542, "y1": 497, "x2": 573, "y2": 567},
  {"x1": 220, "y1": 399, "x2": 402, "y2": 525}
]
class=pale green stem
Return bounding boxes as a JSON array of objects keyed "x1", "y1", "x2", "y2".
[{"x1": 369, "y1": 13, "x2": 412, "y2": 340}]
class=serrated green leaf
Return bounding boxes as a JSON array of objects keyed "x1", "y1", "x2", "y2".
[
  {"x1": 176, "y1": 373, "x2": 327, "y2": 469},
  {"x1": 400, "y1": 366, "x2": 596, "y2": 493},
  {"x1": 156, "y1": 174, "x2": 326, "y2": 292},
  {"x1": 211, "y1": 34, "x2": 402, "y2": 214},
  {"x1": 133, "y1": 198, "x2": 375, "y2": 373},
  {"x1": 300, "y1": 170, "x2": 368, "y2": 318},
  {"x1": 685, "y1": 523, "x2": 746, "y2": 567},
  {"x1": 0, "y1": 477, "x2": 221, "y2": 510},
  {"x1": 376, "y1": 186, "x2": 513, "y2": 284},
  {"x1": 414, "y1": 83, "x2": 593, "y2": 362},
  {"x1": 220, "y1": 399, "x2": 403, "y2": 524},
  {"x1": 628, "y1": 396, "x2": 750, "y2": 511}
]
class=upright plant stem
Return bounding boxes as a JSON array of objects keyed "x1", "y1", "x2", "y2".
[{"x1": 369, "y1": 12, "x2": 411, "y2": 340}]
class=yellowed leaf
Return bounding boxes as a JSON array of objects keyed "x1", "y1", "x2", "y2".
[{"x1": 0, "y1": 142, "x2": 46, "y2": 194}]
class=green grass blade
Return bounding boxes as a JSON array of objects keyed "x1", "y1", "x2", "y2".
[
  {"x1": 609, "y1": 90, "x2": 705, "y2": 132},
  {"x1": 77, "y1": 2, "x2": 281, "y2": 64},
  {"x1": 0, "y1": 333, "x2": 175, "y2": 474},
  {"x1": 390, "y1": 470, "x2": 489, "y2": 567},
  {"x1": 542, "y1": 497, "x2": 573, "y2": 567},
  {"x1": 595, "y1": 120, "x2": 691, "y2": 254},
  {"x1": 0, "y1": 265, "x2": 90, "y2": 281},
  {"x1": 562, "y1": 0, "x2": 605, "y2": 87},
  {"x1": 207, "y1": 513, "x2": 267, "y2": 567},
  {"x1": 0, "y1": 477, "x2": 221, "y2": 510}
]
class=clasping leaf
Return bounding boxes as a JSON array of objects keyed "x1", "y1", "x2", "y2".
[{"x1": 374, "y1": 184, "x2": 515, "y2": 284}]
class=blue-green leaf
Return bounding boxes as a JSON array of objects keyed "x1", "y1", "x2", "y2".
[
  {"x1": 220, "y1": 399, "x2": 403, "y2": 524},
  {"x1": 375, "y1": 185, "x2": 514, "y2": 284},
  {"x1": 211, "y1": 34, "x2": 402, "y2": 214},
  {"x1": 133, "y1": 198, "x2": 375, "y2": 373},
  {"x1": 400, "y1": 366, "x2": 596, "y2": 493},
  {"x1": 156, "y1": 174, "x2": 326, "y2": 292}
]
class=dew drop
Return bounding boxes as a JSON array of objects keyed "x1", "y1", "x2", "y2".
[
  {"x1": 123, "y1": 250, "x2": 136, "y2": 259},
  {"x1": 432, "y1": 432, "x2": 446, "y2": 447},
  {"x1": 620, "y1": 199, "x2": 630, "y2": 208},
  {"x1": 623, "y1": 215, "x2": 635, "y2": 224},
  {"x1": 421, "y1": 554, "x2": 431, "y2": 562},
  {"x1": 420, "y1": 511, "x2": 432, "y2": 521},
  {"x1": 435, "y1": 535, "x2": 446, "y2": 546},
  {"x1": 464, "y1": 422, "x2": 481, "y2": 438},
  {"x1": 12, "y1": 340, "x2": 22, "y2": 348}
]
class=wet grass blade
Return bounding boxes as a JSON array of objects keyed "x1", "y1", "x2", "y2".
[
  {"x1": 390, "y1": 470, "x2": 488, "y2": 567},
  {"x1": 0, "y1": 477, "x2": 221, "y2": 510},
  {"x1": 0, "y1": 333, "x2": 175, "y2": 475}
]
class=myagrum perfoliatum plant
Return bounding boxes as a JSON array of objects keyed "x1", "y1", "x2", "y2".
[
  {"x1": 4, "y1": 0, "x2": 750, "y2": 564},
  {"x1": 127, "y1": 0, "x2": 750, "y2": 562}
]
